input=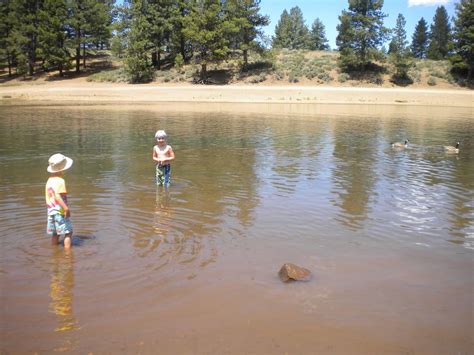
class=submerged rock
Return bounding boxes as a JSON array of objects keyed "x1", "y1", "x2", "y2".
[{"x1": 278, "y1": 263, "x2": 311, "y2": 282}]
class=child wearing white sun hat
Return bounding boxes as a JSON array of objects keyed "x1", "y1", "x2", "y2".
[{"x1": 45, "y1": 153, "x2": 74, "y2": 249}]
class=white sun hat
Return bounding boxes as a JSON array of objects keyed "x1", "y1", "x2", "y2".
[
  {"x1": 47, "y1": 153, "x2": 73, "y2": 173},
  {"x1": 155, "y1": 130, "x2": 167, "y2": 139}
]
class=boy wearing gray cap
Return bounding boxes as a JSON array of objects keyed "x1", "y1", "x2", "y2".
[
  {"x1": 152, "y1": 130, "x2": 175, "y2": 187},
  {"x1": 45, "y1": 153, "x2": 74, "y2": 249}
]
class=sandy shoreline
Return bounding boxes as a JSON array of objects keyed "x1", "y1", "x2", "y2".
[{"x1": 0, "y1": 81, "x2": 472, "y2": 107}]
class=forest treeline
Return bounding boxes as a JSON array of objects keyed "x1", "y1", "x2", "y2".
[{"x1": 0, "y1": 0, "x2": 472, "y2": 85}]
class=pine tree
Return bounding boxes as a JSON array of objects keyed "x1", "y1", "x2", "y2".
[
  {"x1": 450, "y1": 0, "x2": 474, "y2": 80},
  {"x1": 272, "y1": 6, "x2": 310, "y2": 50},
  {"x1": 183, "y1": 0, "x2": 235, "y2": 81},
  {"x1": 388, "y1": 13, "x2": 413, "y2": 84},
  {"x1": 37, "y1": 0, "x2": 70, "y2": 75},
  {"x1": 272, "y1": 9, "x2": 291, "y2": 49},
  {"x1": 287, "y1": 6, "x2": 310, "y2": 49},
  {"x1": 391, "y1": 14, "x2": 408, "y2": 54},
  {"x1": 9, "y1": 0, "x2": 43, "y2": 76},
  {"x1": 111, "y1": 2, "x2": 131, "y2": 59},
  {"x1": 336, "y1": 0, "x2": 389, "y2": 71},
  {"x1": 427, "y1": 6, "x2": 451, "y2": 60},
  {"x1": 336, "y1": 10, "x2": 352, "y2": 51},
  {"x1": 0, "y1": 1, "x2": 16, "y2": 76},
  {"x1": 148, "y1": 0, "x2": 173, "y2": 69},
  {"x1": 124, "y1": 0, "x2": 154, "y2": 82},
  {"x1": 411, "y1": 17, "x2": 429, "y2": 58},
  {"x1": 309, "y1": 18, "x2": 329, "y2": 51},
  {"x1": 225, "y1": 0, "x2": 269, "y2": 66},
  {"x1": 68, "y1": 0, "x2": 112, "y2": 73},
  {"x1": 169, "y1": 0, "x2": 193, "y2": 63}
]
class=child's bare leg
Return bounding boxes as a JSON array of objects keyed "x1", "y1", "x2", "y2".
[
  {"x1": 64, "y1": 233, "x2": 72, "y2": 249},
  {"x1": 51, "y1": 234, "x2": 59, "y2": 245}
]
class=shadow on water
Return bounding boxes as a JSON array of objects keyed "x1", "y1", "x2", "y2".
[{"x1": 72, "y1": 234, "x2": 96, "y2": 247}]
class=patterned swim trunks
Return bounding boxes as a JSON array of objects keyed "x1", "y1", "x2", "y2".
[
  {"x1": 47, "y1": 214, "x2": 73, "y2": 235},
  {"x1": 156, "y1": 164, "x2": 171, "y2": 187}
]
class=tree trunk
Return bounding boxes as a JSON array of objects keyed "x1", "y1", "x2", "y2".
[
  {"x1": 157, "y1": 51, "x2": 161, "y2": 70},
  {"x1": 75, "y1": 28, "x2": 81, "y2": 73},
  {"x1": 180, "y1": 35, "x2": 186, "y2": 62},
  {"x1": 200, "y1": 63, "x2": 207, "y2": 81},
  {"x1": 243, "y1": 49, "x2": 248, "y2": 66},
  {"x1": 76, "y1": 45, "x2": 80, "y2": 72},
  {"x1": 82, "y1": 44, "x2": 86, "y2": 68},
  {"x1": 7, "y1": 53, "x2": 12, "y2": 76},
  {"x1": 152, "y1": 51, "x2": 157, "y2": 67},
  {"x1": 28, "y1": 44, "x2": 35, "y2": 76}
]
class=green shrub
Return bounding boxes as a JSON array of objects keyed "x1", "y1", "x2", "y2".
[
  {"x1": 430, "y1": 69, "x2": 445, "y2": 79},
  {"x1": 87, "y1": 68, "x2": 129, "y2": 83},
  {"x1": 408, "y1": 68, "x2": 421, "y2": 83},
  {"x1": 338, "y1": 73, "x2": 350, "y2": 82},
  {"x1": 288, "y1": 72, "x2": 299, "y2": 83},
  {"x1": 427, "y1": 77, "x2": 437, "y2": 86},
  {"x1": 317, "y1": 72, "x2": 332, "y2": 82},
  {"x1": 174, "y1": 54, "x2": 184, "y2": 69},
  {"x1": 274, "y1": 70, "x2": 284, "y2": 80},
  {"x1": 249, "y1": 73, "x2": 266, "y2": 83}
]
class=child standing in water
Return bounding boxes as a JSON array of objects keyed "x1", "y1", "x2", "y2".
[
  {"x1": 152, "y1": 130, "x2": 175, "y2": 187},
  {"x1": 45, "y1": 153, "x2": 74, "y2": 249}
]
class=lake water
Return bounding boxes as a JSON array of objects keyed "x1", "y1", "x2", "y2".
[{"x1": 0, "y1": 103, "x2": 473, "y2": 354}]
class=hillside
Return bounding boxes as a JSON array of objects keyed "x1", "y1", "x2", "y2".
[{"x1": 0, "y1": 50, "x2": 469, "y2": 91}]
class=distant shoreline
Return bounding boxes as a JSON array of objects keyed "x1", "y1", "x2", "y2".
[{"x1": 0, "y1": 81, "x2": 472, "y2": 108}]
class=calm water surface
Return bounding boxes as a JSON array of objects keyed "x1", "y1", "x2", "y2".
[{"x1": 0, "y1": 103, "x2": 473, "y2": 354}]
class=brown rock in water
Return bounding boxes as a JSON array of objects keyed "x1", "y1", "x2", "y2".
[{"x1": 278, "y1": 263, "x2": 311, "y2": 282}]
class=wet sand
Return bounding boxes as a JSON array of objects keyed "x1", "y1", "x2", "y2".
[{"x1": 0, "y1": 80, "x2": 472, "y2": 107}]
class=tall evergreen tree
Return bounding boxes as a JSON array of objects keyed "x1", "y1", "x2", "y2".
[
  {"x1": 183, "y1": 0, "x2": 235, "y2": 81},
  {"x1": 124, "y1": 0, "x2": 154, "y2": 82},
  {"x1": 391, "y1": 13, "x2": 408, "y2": 54},
  {"x1": 0, "y1": 1, "x2": 16, "y2": 76},
  {"x1": 309, "y1": 18, "x2": 329, "y2": 50},
  {"x1": 427, "y1": 6, "x2": 451, "y2": 60},
  {"x1": 450, "y1": 0, "x2": 474, "y2": 80},
  {"x1": 273, "y1": 6, "x2": 310, "y2": 50},
  {"x1": 272, "y1": 9, "x2": 291, "y2": 49},
  {"x1": 9, "y1": 0, "x2": 43, "y2": 75},
  {"x1": 336, "y1": 10, "x2": 352, "y2": 51},
  {"x1": 169, "y1": 0, "x2": 193, "y2": 62},
  {"x1": 68, "y1": 0, "x2": 87, "y2": 72},
  {"x1": 111, "y1": 2, "x2": 131, "y2": 59},
  {"x1": 225, "y1": 0, "x2": 269, "y2": 66},
  {"x1": 148, "y1": 0, "x2": 173, "y2": 69},
  {"x1": 336, "y1": 0, "x2": 389, "y2": 71},
  {"x1": 68, "y1": 0, "x2": 112, "y2": 72},
  {"x1": 37, "y1": 0, "x2": 70, "y2": 75},
  {"x1": 388, "y1": 13, "x2": 412, "y2": 83},
  {"x1": 411, "y1": 17, "x2": 429, "y2": 58}
]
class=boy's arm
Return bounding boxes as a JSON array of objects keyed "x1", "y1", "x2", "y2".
[
  {"x1": 163, "y1": 147, "x2": 175, "y2": 164},
  {"x1": 152, "y1": 146, "x2": 160, "y2": 163},
  {"x1": 56, "y1": 193, "x2": 70, "y2": 218}
]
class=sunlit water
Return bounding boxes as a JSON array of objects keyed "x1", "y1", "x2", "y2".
[{"x1": 1, "y1": 103, "x2": 473, "y2": 353}]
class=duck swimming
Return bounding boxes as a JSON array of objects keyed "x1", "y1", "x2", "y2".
[
  {"x1": 391, "y1": 139, "x2": 409, "y2": 148},
  {"x1": 444, "y1": 142, "x2": 460, "y2": 153}
]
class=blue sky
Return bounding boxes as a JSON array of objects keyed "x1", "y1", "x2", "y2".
[{"x1": 259, "y1": 0, "x2": 459, "y2": 49}]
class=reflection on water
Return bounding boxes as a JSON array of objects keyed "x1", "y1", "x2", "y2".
[
  {"x1": 0, "y1": 104, "x2": 473, "y2": 353},
  {"x1": 49, "y1": 248, "x2": 78, "y2": 351},
  {"x1": 331, "y1": 118, "x2": 380, "y2": 230}
]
